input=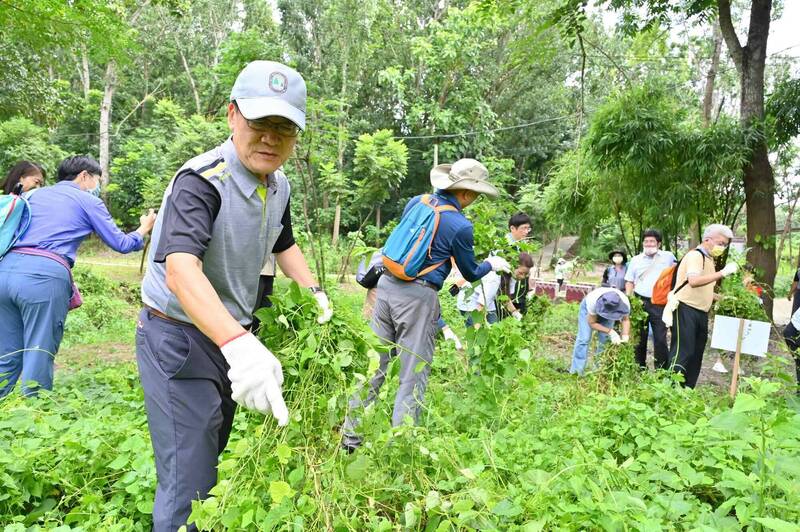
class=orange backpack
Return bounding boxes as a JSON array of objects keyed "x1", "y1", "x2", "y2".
[{"x1": 650, "y1": 250, "x2": 704, "y2": 306}]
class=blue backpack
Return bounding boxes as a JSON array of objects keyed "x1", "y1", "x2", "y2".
[
  {"x1": 382, "y1": 194, "x2": 457, "y2": 280},
  {"x1": 0, "y1": 192, "x2": 33, "y2": 258}
]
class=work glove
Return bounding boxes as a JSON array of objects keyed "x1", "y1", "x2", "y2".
[
  {"x1": 442, "y1": 327, "x2": 463, "y2": 351},
  {"x1": 512, "y1": 310, "x2": 523, "y2": 321},
  {"x1": 313, "y1": 290, "x2": 333, "y2": 324},
  {"x1": 526, "y1": 290, "x2": 535, "y2": 300},
  {"x1": 621, "y1": 334, "x2": 629, "y2": 343},
  {"x1": 220, "y1": 332, "x2": 288, "y2": 425},
  {"x1": 720, "y1": 262, "x2": 738, "y2": 278},
  {"x1": 608, "y1": 330, "x2": 622, "y2": 345},
  {"x1": 485, "y1": 256, "x2": 511, "y2": 273}
]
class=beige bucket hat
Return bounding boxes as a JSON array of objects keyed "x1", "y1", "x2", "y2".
[{"x1": 429, "y1": 158, "x2": 499, "y2": 198}]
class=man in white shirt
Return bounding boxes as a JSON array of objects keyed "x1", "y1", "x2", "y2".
[{"x1": 624, "y1": 229, "x2": 676, "y2": 369}]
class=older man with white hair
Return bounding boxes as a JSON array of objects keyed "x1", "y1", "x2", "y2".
[{"x1": 667, "y1": 223, "x2": 737, "y2": 388}]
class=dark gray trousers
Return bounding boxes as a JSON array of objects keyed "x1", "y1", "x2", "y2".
[
  {"x1": 634, "y1": 295, "x2": 670, "y2": 369},
  {"x1": 668, "y1": 303, "x2": 709, "y2": 388},
  {"x1": 343, "y1": 275, "x2": 440, "y2": 447},
  {"x1": 135, "y1": 309, "x2": 236, "y2": 532}
]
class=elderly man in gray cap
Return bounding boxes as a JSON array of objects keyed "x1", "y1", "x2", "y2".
[
  {"x1": 342, "y1": 158, "x2": 510, "y2": 451},
  {"x1": 136, "y1": 60, "x2": 331, "y2": 531}
]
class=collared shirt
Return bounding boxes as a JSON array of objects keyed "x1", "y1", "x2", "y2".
[
  {"x1": 14, "y1": 181, "x2": 144, "y2": 265},
  {"x1": 401, "y1": 192, "x2": 491, "y2": 290},
  {"x1": 624, "y1": 250, "x2": 677, "y2": 297},
  {"x1": 142, "y1": 137, "x2": 291, "y2": 325},
  {"x1": 675, "y1": 247, "x2": 716, "y2": 312}
]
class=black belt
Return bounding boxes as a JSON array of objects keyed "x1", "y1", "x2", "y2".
[
  {"x1": 387, "y1": 273, "x2": 438, "y2": 291},
  {"x1": 411, "y1": 278, "x2": 439, "y2": 291}
]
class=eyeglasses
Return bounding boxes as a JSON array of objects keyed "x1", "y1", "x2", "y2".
[{"x1": 234, "y1": 103, "x2": 299, "y2": 137}]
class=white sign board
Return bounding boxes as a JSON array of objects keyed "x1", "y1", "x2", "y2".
[{"x1": 710, "y1": 315, "x2": 770, "y2": 357}]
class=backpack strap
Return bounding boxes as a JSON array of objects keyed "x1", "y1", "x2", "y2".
[
  {"x1": 415, "y1": 194, "x2": 457, "y2": 276},
  {"x1": 674, "y1": 249, "x2": 706, "y2": 295}
]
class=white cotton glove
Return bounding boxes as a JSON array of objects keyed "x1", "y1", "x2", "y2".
[
  {"x1": 608, "y1": 330, "x2": 622, "y2": 345},
  {"x1": 442, "y1": 327, "x2": 463, "y2": 351},
  {"x1": 219, "y1": 332, "x2": 288, "y2": 425},
  {"x1": 666, "y1": 291, "x2": 680, "y2": 312},
  {"x1": 621, "y1": 334, "x2": 629, "y2": 343},
  {"x1": 512, "y1": 310, "x2": 523, "y2": 321},
  {"x1": 526, "y1": 290, "x2": 535, "y2": 300},
  {"x1": 485, "y1": 256, "x2": 511, "y2": 273},
  {"x1": 662, "y1": 307, "x2": 673, "y2": 328},
  {"x1": 720, "y1": 262, "x2": 738, "y2": 278},
  {"x1": 314, "y1": 291, "x2": 333, "y2": 324}
]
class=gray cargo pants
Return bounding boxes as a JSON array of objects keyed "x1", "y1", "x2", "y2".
[
  {"x1": 342, "y1": 275, "x2": 440, "y2": 447},
  {"x1": 135, "y1": 308, "x2": 236, "y2": 532}
]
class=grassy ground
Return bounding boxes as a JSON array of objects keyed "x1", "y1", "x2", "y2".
[{"x1": 4, "y1": 251, "x2": 799, "y2": 530}]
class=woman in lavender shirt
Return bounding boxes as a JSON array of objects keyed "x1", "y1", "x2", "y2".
[{"x1": 0, "y1": 156, "x2": 156, "y2": 397}]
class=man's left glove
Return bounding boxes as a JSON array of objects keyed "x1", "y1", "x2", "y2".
[
  {"x1": 220, "y1": 332, "x2": 288, "y2": 425},
  {"x1": 512, "y1": 310, "x2": 523, "y2": 321},
  {"x1": 312, "y1": 289, "x2": 333, "y2": 324}
]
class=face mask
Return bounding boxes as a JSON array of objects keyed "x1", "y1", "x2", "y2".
[
  {"x1": 643, "y1": 246, "x2": 658, "y2": 256},
  {"x1": 710, "y1": 245, "x2": 726, "y2": 257},
  {"x1": 89, "y1": 183, "x2": 101, "y2": 197},
  {"x1": 612, "y1": 256, "x2": 623, "y2": 265}
]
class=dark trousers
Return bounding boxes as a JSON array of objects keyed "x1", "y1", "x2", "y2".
[
  {"x1": 635, "y1": 295, "x2": 670, "y2": 370},
  {"x1": 782, "y1": 323, "x2": 800, "y2": 389},
  {"x1": 668, "y1": 303, "x2": 709, "y2": 388},
  {"x1": 135, "y1": 309, "x2": 236, "y2": 532},
  {"x1": 793, "y1": 291, "x2": 800, "y2": 317}
]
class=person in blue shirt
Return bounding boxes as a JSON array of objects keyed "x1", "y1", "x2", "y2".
[
  {"x1": 342, "y1": 158, "x2": 510, "y2": 451},
  {"x1": 0, "y1": 155, "x2": 156, "y2": 397}
]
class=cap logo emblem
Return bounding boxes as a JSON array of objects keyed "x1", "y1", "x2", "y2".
[{"x1": 269, "y1": 72, "x2": 288, "y2": 93}]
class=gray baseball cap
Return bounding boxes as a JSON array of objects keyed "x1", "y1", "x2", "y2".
[{"x1": 230, "y1": 61, "x2": 306, "y2": 130}]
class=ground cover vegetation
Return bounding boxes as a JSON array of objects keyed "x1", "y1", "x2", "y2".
[
  {"x1": 2, "y1": 0, "x2": 800, "y2": 530},
  {"x1": 2, "y1": 270, "x2": 800, "y2": 530}
]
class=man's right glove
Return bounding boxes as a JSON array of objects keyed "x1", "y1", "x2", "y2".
[
  {"x1": 512, "y1": 310, "x2": 523, "y2": 321},
  {"x1": 608, "y1": 329, "x2": 622, "y2": 345},
  {"x1": 720, "y1": 262, "x2": 738, "y2": 278},
  {"x1": 220, "y1": 332, "x2": 288, "y2": 426},
  {"x1": 485, "y1": 256, "x2": 511, "y2": 273}
]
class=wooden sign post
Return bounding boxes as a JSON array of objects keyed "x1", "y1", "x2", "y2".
[{"x1": 728, "y1": 318, "x2": 746, "y2": 399}]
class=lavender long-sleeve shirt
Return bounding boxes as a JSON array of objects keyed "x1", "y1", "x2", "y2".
[{"x1": 14, "y1": 181, "x2": 144, "y2": 265}]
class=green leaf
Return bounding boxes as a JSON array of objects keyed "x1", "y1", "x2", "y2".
[
  {"x1": 733, "y1": 393, "x2": 766, "y2": 414},
  {"x1": 709, "y1": 410, "x2": 749, "y2": 433},
  {"x1": 268, "y1": 481, "x2": 295, "y2": 505},
  {"x1": 275, "y1": 443, "x2": 291, "y2": 465},
  {"x1": 752, "y1": 518, "x2": 800, "y2": 532},
  {"x1": 492, "y1": 499, "x2": 523, "y2": 517},
  {"x1": 346, "y1": 454, "x2": 371, "y2": 481}
]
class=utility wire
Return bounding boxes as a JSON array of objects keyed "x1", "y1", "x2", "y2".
[{"x1": 392, "y1": 114, "x2": 576, "y2": 140}]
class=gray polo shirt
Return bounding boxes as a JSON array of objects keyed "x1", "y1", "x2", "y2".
[
  {"x1": 624, "y1": 250, "x2": 676, "y2": 298},
  {"x1": 142, "y1": 138, "x2": 291, "y2": 325}
]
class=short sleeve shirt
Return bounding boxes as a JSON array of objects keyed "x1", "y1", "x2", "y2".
[
  {"x1": 154, "y1": 172, "x2": 295, "y2": 262},
  {"x1": 675, "y1": 248, "x2": 716, "y2": 312},
  {"x1": 624, "y1": 250, "x2": 677, "y2": 297}
]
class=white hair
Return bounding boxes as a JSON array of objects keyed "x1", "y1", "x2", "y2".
[{"x1": 702, "y1": 224, "x2": 734, "y2": 241}]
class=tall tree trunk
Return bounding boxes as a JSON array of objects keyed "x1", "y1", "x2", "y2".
[
  {"x1": 332, "y1": 201, "x2": 342, "y2": 246},
  {"x1": 331, "y1": 50, "x2": 350, "y2": 246},
  {"x1": 99, "y1": 61, "x2": 117, "y2": 187},
  {"x1": 376, "y1": 206, "x2": 381, "y2": 245},
  {"x1": 178, "y1": 48, "x2": 201, "y2": 115},
  {"x1": 776, "y1": 193, "x2": 799, "y2": 264},
  {"x1": 702, "y1": 23, "x2": 723, "y2": 127},
  {"x1": 690, "y1": 21, "x2": 723, "y2": 248},
  {"x1": 718, "y1": 0, "x2": 776, "y2": 317}
]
